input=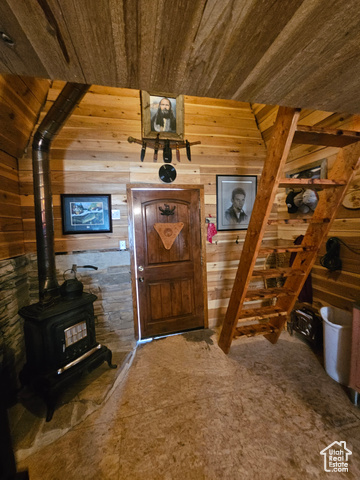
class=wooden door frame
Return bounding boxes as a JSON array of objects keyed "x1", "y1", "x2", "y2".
[{"x1": 127, "y1": 184, "x2": 208, "y2": 340}]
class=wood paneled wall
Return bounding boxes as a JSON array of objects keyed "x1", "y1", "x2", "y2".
[
  {"x1": 7, "y1": 78, "x2": 360, "y2": 323},
  {"x1": 254, "y1": 104, "x2": 360, "y2": 312},
  {"x1": 0, "y1": 74, "x2": 50, "y2": 260},
  {"x1": 19, "y1": 81, "x2": 267, "y2": 326}
]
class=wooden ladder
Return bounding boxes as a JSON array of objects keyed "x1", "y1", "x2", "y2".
[{"x1": 218, "y1": 106, "x2": 360, "y2": 354}]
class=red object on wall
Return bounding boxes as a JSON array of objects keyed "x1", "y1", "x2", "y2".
[{"x1": 207, "y1": 221, "x2": 217, "y2": 243}]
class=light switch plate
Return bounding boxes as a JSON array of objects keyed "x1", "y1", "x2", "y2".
[{"x1": 112, "y1": 209, "x2": 120, "y2": 219}]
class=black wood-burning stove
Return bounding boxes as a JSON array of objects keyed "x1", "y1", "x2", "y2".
[
  {"x1": 19, "y1": 290, "x2": 116, "y2": 421},
  {"x1": 19, "y1": 83, "x2": 116, "y2": 421}
]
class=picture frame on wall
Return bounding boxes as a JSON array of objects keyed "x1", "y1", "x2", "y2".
[
  {"x1": 61, "y1": 194, "x2": 112, "y2": 234},
  {"x1": 141, "y1": 91, "x2": 184, "y2": 140},
  {"x1": 216, "y1": 175, "x2": 257, "y2": 231}
]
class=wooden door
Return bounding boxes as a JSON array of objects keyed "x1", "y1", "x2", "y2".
[{"x1": 129, "y1": 187, "x2": 206, "y2": 339}]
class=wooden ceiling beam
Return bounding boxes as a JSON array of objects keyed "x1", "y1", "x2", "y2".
[{"x1": 293, "y1": 125, "x2": 360, "y2": 147}]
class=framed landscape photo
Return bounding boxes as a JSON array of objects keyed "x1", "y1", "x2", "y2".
[
  {"x1": 61, "y1": 194, "x2": 112, "y2": 234},
  {"x1": 216, "y1": 175, "x2": 257, "y2": 231},
  {"x1": 141, "y1": 91, "x2": 184, "y2": 140}
]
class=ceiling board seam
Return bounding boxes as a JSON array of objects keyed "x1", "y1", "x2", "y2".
[{"x1": 54, "y1": 0, "x2": 87, "y2": 83}]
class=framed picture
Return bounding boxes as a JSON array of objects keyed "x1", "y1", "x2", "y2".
[
  {"x1": 61, "y1": 194, "x2": 112, "y2": 234},
  {"x1": 216, "y1": 175, "x2": 257, "y2": 231},
  {"x1": 141, "y1": 91, "x2": 184, "y2": 140}
]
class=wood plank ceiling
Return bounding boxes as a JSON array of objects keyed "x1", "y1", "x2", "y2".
[{"x1": 1, "y1": 1, "x2": 360, "y2": 114}]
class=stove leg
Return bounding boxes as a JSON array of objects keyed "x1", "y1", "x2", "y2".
[
  {"x1": 46, "y1": 405, "x2": 55, "y2": 422},
  {"x1": 105, "y1": 347, "x2": 117, "y2": 369},
  {"x1": 44, "y1": 394, "x2": 56, "y2": 422}
]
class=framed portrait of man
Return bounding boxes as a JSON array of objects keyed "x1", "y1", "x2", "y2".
[
  {"x1": 216, "y1": 175, "x2": 257, "y2": 231},
  {"x1": 141, "y1": 91, "x2": 184, "y2": 140}
]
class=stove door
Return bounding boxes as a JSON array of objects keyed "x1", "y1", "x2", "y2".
[{"x1": 52, "y1": 305, "x2": 97, "y2": 368}]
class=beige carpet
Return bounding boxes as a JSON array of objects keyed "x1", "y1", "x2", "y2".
[
  {"x1": 9, "y1": 350, "x2": 134, "y2": 461},
  {"x1": 13, "y1": 330, "x2": 360, "y2": 479}
]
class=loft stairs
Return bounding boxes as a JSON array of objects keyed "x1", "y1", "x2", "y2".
[{"x1": 218, "y1": 107, "x2": 360, "y2": 354}]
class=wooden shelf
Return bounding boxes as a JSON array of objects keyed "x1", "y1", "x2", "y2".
[
  {"x1": 278, "y1": 178, "x2": 347, "y2": 188},
  {"x1": 268, "y1": 218, "x2": 330, "y2": 225},
  {"x1": 258, "y1": 245, "x2": 316, "y2": 255},
  {"x1": 252, "y1": 267, "x2": 305, "y2": 279},
  {"x1": 293, "y1": 125, "x2": 360, "y2": 147},
  {"x1": 244, "y1": 287, "x2": 294, "y2": 301},
  {"x1": 238, "y1": 306, "x2": 288, "y2": 322}
]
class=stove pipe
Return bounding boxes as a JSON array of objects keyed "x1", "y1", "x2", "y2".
[{"x1": 32, "y1": 83, "x2": 90, "y2": 303}]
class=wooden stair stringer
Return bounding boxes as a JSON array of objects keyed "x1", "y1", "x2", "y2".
[
  {"x1": 264, "y1": 140, "x2": 360, "y2": 344},
  {"x1": 218, "y1": 107, "x2": 301, "y2": 354}
]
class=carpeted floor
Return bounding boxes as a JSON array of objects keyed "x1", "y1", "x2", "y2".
[{"x1": 13, "y1": 329, "x2": 360, "y2": 479}]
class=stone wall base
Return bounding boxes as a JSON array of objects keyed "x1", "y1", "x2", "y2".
[{"x1": 0, "y1": 251, "x2": 135, "y2": 402}]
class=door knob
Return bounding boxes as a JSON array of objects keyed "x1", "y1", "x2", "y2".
[
  {"x1": 138, "y1": 277, "x2": 144, "y2": 282},
  {"x1": 138, "y1": 265, "x2": 144, "y2": 272}
]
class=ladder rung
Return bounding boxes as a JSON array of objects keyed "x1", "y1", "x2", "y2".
[
  {"x1": 245, "y1": 287, "x2": 294, "y2": 301},
  {"x1": 252, "y1": 267, "x2": 305, "y2": 279},
  {"x1": 234, "y1": 323, "x2": 281, "y2": 338},
  {"x1": 293, "y1": 125, "x2": 360, "y2": 147},
  {"x1": 268, "y1": 218, "x2": 330, "y2": 225},
  {"x1": 278, "y1": 178, "x2": 347, "y2": 188},
  {"x1": 258, "y1": 245, "x2": 316, "y2": 255},
  {"x1": 239, "y1": 306, "x2": 287, "y2": 322}
]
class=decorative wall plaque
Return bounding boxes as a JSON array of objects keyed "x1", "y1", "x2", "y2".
[{"x1": 154, "y1": 222, "x2": 184, "y2": 250}]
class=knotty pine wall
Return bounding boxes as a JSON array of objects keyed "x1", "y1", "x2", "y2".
[
  {"x1": 0, "y1": 74, "x2": 50, "y2": 260},
  {"x1": 19, "y1": 81, "x2": 268, "y2": 327},
  {"x1": 254, "y1": 105, "x2": 360, "y2": 312},
  {"x1": 4, "y1": 75, "x2": 359, "y2": 327},
  {"x1": 0, "y1": 74, "x2": 50, "y2": 390}
]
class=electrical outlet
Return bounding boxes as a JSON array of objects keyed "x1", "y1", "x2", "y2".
[{"x1": 119, "y1": 240, "x2": 126, "y2": 250}]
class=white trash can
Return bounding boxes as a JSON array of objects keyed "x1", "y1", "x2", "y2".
[{"x1": 320, "y1": 306, "x2": 353, "y2": 385}]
